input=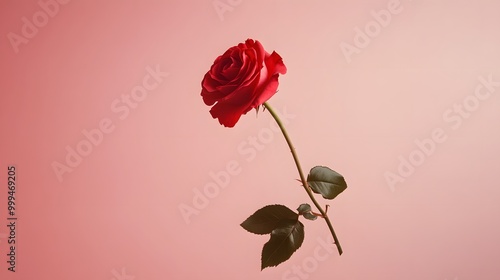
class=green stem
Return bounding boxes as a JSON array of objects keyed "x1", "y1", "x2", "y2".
[{"x1": 263, "y1": 102, "x2": 343, "y2": 255}]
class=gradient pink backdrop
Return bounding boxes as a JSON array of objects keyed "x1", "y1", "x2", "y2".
[{"x1": 1, "y1": 0, "x2": 500, "y2": 279}]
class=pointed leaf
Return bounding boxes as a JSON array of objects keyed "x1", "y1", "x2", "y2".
[
  {"x1": 307, "y1": 166, "x2": 347, "y2": 200},
  {"x1": 296, "y1": 203, "x2": 311, "y2": 214},
  {"x1": 261, "y1": 221, "x2": 305, "y2": 270},
  {"x1": 302, "y1": 212, "x2": 318, "y2": 221},
  {"x1": 241, "y1": 205, "x2": 299, "y2": 235}
]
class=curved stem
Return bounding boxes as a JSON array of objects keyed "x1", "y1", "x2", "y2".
[{"x1": 263, "y1": 102, "x2": 343, "y2": 255}]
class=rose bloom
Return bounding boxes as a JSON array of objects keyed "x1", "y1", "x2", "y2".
[{"x1": 201, "y1": 39, "x2": 287, "y2": 127}]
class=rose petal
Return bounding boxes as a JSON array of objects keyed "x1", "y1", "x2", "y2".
[
  {"x1": 250, "y1": 51, "x2": 287, "y2": 108},
  {"x1": 201, "y1": 74, "x2": 226, "y2": 106},
  {"x1": 265, "y1": 51, "x2": 287, "y2": 75},
  {"x1": 209, "y1": 97, "x2": 253, "y2": 127},
  {"x1": 250, "y1": 74, "x2": 280, "y2": 108}
]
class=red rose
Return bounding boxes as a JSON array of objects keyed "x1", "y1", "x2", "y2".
[{"x1": 201, "y1": 39, "x2": 287, "y2": 127}]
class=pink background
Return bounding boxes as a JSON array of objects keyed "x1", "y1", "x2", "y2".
[{"x1": 1, "y1": 0, "x2": 500, "y2": 279}]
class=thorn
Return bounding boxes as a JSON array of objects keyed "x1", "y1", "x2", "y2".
[{"x1": 325, "y1": 205, "x2": 330, "y2": 214}]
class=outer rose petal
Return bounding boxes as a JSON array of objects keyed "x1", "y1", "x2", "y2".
[
  {"x1": 250, "y1": 74, "x2": 280, "y2": 109},
  {"x1": 201, "y1": 73, "x2": 225, "y2": 106},
  {"x1": 266, "y1": 51, "x2": 287, "y2": 76},
  {"x1": 250, "y1": 51, "x2": 287, "y2": 108},
  {"x1": 209, "y1": 95, "x2": 254, "y2": 127}
]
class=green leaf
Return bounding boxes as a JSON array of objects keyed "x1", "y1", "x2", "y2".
[
  {"x1": 261, "y1": 221, "x2": 305, "y2": 270},
  {"x1": 307, "y1": 166, "x2": 347, "y2": 200},
  {"x1": 296, "y1": 203, "x2": 311, "y2": 214},
  {"x1": 297, "y1": 203, "x2": 317, "y2": 220},
  {"x1": 302, "y1": 212, "x2": 318, "y2": 221},
  {"x1": 241, "y1": 205, "x2": 299, "y2": 235}
]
